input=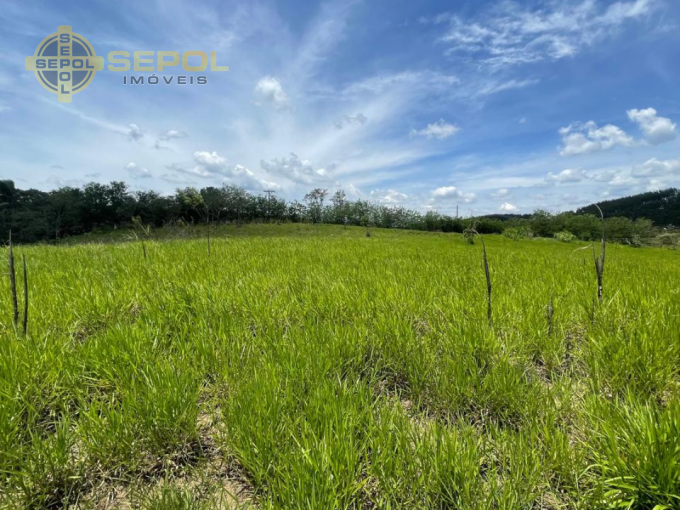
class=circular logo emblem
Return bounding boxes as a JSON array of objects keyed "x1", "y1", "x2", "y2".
[{"x1": 25, "y1": 26, "x2": 104, "y2": 103}]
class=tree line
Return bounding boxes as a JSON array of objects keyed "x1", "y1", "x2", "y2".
[
  {"x1": 577, "y1": 188, "x2": 680, "y2": 226},
  {"x1": 0, "y1": 179, "x2": 671, "y2": 244}
]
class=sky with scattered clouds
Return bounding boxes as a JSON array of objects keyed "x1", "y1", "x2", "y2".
[{"x1": 1, "y1": 0, "x2": 679, "y2": 215}]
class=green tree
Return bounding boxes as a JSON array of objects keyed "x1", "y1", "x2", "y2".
[{"x1": 304, "y1": 188, "x2": 328, "y2": 224}]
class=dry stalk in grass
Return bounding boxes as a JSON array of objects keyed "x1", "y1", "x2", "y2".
[
  {"x1": 547, "y1": 297, "x2": 554, "y2": 337},
  {"x1": 592, "y1": 205, "x2": 606, "y2": 303},
  {"x1": 480, "y1": 235, "x2": 493, "y2": 329},
  {"x1": 467, "y1": 227, "x2": 493, "y2": 328},
  {"x1": 132, "y1": 216, "x2": 151, "y2": 261},
  {"x1": 208, "y1": 228, "x2": 211, "y2": 256},
  {"x1": 8, "y1": 231, "x2": 18, "y2": 328},
  {"x1": 22, "y1": 254, "x2": 28, "y2": 336}
]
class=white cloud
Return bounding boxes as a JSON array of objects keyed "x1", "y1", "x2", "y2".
[
  {"x1": 334, "y1": 113, "x2": 368, "y2": 129},
  {"x1": 559, "y1": 121, "x2": 634, "y2": 156},
  {"x1": 343, "y1": 71, "x2": 459, "y2": 96},
  {"x1": 159, "y1": 129, "x2": 188, "y2": 141},
  {"x1": 254, "y1": 76, "x2": 290, "y2": 109},
  {"x1": 164, "y1": 152, "x2": 230, "y2": 179},
  {"x1": 627, "y1": 108, "x2": 677, "y2": 144},
  {"x1": 499, "y1": 202, "x2": 518, "y2": 212},
  {"x1": 435, "y1": 0, "x2": 655, "y2": 70},
  {"x1": 476, "y1": 79, "x2": 539, "y2": 96},
  {"x1": 125, "y1": 162, "x2": 151, "y2": 179},
  {"x1": 126, "y1": 123, "x2": 144, "y2": 142},
  {"x1": 519, "y1": 117, "x2": 527, "y2": 124},
  {"x1": 411, "y1": 119, "x2": 459, "y2": 140},
  {"x1": 431, "y1": 186, "x2": 476, "y2": 202},
  {"x1": 546, "y1": 168, "x2": 587, "y2": 184},
  {"x1": 166, "y1": 162, "x2": 212, "y2": 179},
  {"x1": 193, "y1": 151, "x2": 228, "y2": 173},
  {"x1": 490, "y1": 188, "x2": 510, "y2": 198},
  {"x1": 166, "y1": 152, "x2": 279, "y2": 191},
  {"x1": 647, "y1": 179, "x2": 664, "y2": 191},
  {"x1": 631, "y1": 157, "x2": 680, "y2": 177},
  {"x1": 369, "y1": 189, "x2": 408, "y2": 204},
  {"x1": 229, "y1": 164, "x2": 280, "y2": 192},
  {"x1": 588, "y1": 168, "x2": 638, "y2": 187},
  {"x1": 260, "y1": 153, "x2": 333, "y2": 185}
]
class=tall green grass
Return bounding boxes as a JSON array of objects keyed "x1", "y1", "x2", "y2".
[{"x1": 0, "y1": 224, "x2": 678, "y2": 508}]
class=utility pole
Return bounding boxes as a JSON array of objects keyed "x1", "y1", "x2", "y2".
[{"x1": 263, "y1": 190, "x2": 276, "y2": 222}]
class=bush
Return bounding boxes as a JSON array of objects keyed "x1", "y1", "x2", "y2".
[
  {"x1": 475, "y1": 218, "x2": 504, "y2": 234},
  {"x1": 625, "y1": 234, "x2": 644, "y2": 248},
  {"x1": 503, "y1": 226, "x2": 533, "y2": 241},
  {"x1": 441, "y1": 217, "x2": 464, "y2": 233},
  {"x1": 655, "y1": 232, "x2": 680, "y2": 248},
  {"x1": 554, "y1": 231, "x2": 577, "y2": 242}
]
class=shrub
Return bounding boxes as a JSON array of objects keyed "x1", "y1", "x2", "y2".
[
  {"x1": 625, "y1": 234, "x2": 644, "y2": 248},
  {"x1": 503, "y1": 226, "x2": 533, "y2": 241},
  {"x1": 475, "y1": 218, "x2": 504, "y2": 234},
  {"x1": 554, "y1": 231, "x2": 577, "y2": 242},
  {"x1": 441, "y1": 217, "x2": 464, "y2": 233},
  {"x1": 656, "y1": 232, "x2": 680, "y2": 248}
]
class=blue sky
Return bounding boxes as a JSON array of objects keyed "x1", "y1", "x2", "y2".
[{"x1": 1, "y1": 0, "x2": 679, "y2": 215}]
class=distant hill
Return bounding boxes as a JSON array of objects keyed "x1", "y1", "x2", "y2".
[{"x1": 578, "y1": 188, "x2": 680, "y2": 227}]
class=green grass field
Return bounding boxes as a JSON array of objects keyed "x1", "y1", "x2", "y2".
[{"x1": 1, "y1": 224, "x2": 679, "y2": 509}]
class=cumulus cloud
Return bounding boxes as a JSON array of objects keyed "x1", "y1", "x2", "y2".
[
  {"x1": 588, "y1": 168, "x2": 638, "y2": 187},
  {"x1": 627, "y1": 108, "x2": 677, "y2": 144},
  {"x1": 369, "y1": 189, "x2": 408, "y2": 204},
  {"x1": 229, "y1": 164, "x2": 280, "y2": 191},
  {"x1": 125, "y1": 162, "x2": 151, "y2": 179},
  {"x1": 546, "y1": 168, "x2": 587, "y2": 184},
  {"x1": 126, "y1": 123, "x2": 144, "y2": 142},
  {"x1": 260, "y1": 153, "x2": 333, "y2": 184},
  {"x1": 490, "y1": 188, "x2": 510, "y2": 198},
  {"x1": 164, "y1": 152, "x2": 229, "y2": 179},
  {"x1": 434, "y1": 0, "x2": 655, "y2": 70},
  {"x1": 431, "y1": 186, "x2": 476, "y2": 203},
  {"x1": 333, "y1": 113, "x2": 368, "y2": 129},
  {"x1": 254, "y1": 76, "x2": 290, "y2": 109},
  {"x1": 559, "y1": 121, "x2": 634, "y2": 156},
  {"x1": 159, "y1": 129, "x2": 188, "y2": 141},
  {"x1": 411, "y1": 119, "x2": 459, "y2": 140},
  {"x1": 166, "y1": 151, "x2": 279, "y2": 190},
  {"x1": 193, "y1": 151, "x2": 228, "y2": 173},
  {"x1": 631, "y1": 157, "x2": 680, "y2": 177},
  {"x1": 499, "y1": 202, "x2": 518, "y2": 212}
]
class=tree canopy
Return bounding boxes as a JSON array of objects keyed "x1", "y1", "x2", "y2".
[{"x1": 0, "y1": 180, "x2": 674, "y2": 244}]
